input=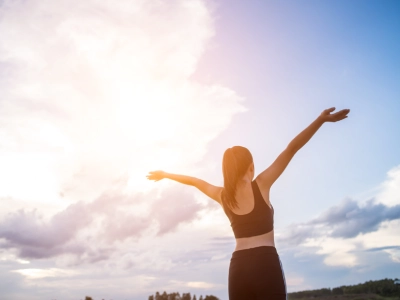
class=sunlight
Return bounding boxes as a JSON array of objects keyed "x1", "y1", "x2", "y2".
[
  {"x1": 0, "y1": 0, "x2": 243, "y2": 203},
  {"x1": 113, "y1": 82, "x2": 178, "y2": 144},
  {"x1": 0, "y1": 152, "x2": 62, "y2": 204},
  {"x1": 12, "y1": 268, "x2": 76, "y2": 279}
]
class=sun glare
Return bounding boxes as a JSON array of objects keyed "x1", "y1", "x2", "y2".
[
  {"x1": 0, "y1": 0, "x2": 244, "y2": 210},
  {"x1": 12, "y1": 268, "x2": 76, "y2": 279}
]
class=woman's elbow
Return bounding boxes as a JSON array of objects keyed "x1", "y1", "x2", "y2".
[{"x1": 286, "y1": 143, "x2": 299, "y2": 155}]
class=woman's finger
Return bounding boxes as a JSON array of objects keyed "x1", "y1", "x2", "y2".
[{"x1": 325, "y1": 107, "x2": 336, "y2": 113}]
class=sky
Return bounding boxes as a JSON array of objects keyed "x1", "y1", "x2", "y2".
[{"x1": 0, "y1": 0, "x2": 399, "y2": 299}]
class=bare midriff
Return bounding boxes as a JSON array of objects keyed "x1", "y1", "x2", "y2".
[{"x1": 234, "y1": 230, "x2": 275, "y2": 252}]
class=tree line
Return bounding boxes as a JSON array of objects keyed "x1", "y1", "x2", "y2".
[
  {"x1": 148, "y1": 291, "x2": 219, "y2": 300},
  {"x1": 288, "y1": 278, "x2": 400, "y2": 299},
  {"x1": 84, "y1": 278, "x2": 399, "y2": 300},
  {"x1": 84, "y1": 294, "x2": 218, "y2": 300}
]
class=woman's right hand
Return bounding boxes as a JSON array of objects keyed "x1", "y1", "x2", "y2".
[{"x1": 146, "y1": 170, "x2": 167, "y2": 182}]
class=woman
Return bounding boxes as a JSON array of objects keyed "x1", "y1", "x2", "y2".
[{"x1": 147, "y1": 107, "x2": 350, "y2": 300}]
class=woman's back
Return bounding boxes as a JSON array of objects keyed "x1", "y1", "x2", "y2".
[
  {"x1": 222, "y1": 178, "x2": 275, "y2": 251},
  {"x1": 229, "y1": 180, "x2": 255, "y2": 215},
  {"x1": 230, "y1": 178, "x2": 272, "y2": 215}
]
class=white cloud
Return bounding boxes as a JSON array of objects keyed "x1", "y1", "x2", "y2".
[
  {"x1": 12, "y1": 268, "x2": 77, "y2": 279},
  {"x1": 303, "y1": 237, "x2": 358, "y2": 267},
  {"x1": 355, "y1": 219, "x2": 400, "y2": 250},
  {"x1": 0, "y1": 0, "x2": 245, "y2": 211},
  {"x1": 285, "y1": 274, "x2": 306, "y2": 290},
  {"x1": 168, "y1": 279, "x2": 224, "y2": 291},
  {"x1": 0, "y1": 250, "x2": 30, "y2": 264},
  {"x1": 385, "y1": 248, "x2": 400, "y2": 263},
  {"x1": 187, "y1": 281, "x2": 218, "y2": 289},
  {"x1": 289, "y1": 216, "x2": 400, "y2": 269},
  {"x1": 376, "y1": 165, "x2": 400, "y2": 207},
  {"x1": 278, "y1": 165, "x2": 400, "y2": 269}
]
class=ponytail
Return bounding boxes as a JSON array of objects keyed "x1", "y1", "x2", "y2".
[{"x1": 222, "y1": 146, "x2": 253, "y2": 209}]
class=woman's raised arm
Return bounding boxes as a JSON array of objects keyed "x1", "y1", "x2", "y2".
[
  {"x1": 256, "y1": 107, "x2": 350, "y2": 190},
  {"x1": 147, "y1": 171, "x2": 223, "y2": 204}
]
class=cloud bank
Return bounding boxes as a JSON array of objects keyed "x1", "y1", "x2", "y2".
[
  {"x1": 0, "y1": 185, "x2": 205, "y2": 261},
  {"x1": 0, "y1": 0, "x2": 244, "y2": 264},
  {"x1": 278, "y1": 165, "x2": 400, "y2": 267},
  {"x1": 280, "y1": 198, "x2": 400, "y2": 246},
  {"x1": 0, "y1": 4, "x2": 244, "y2": 299},
  {"x1": 0, "y1": 0, "x2": 245, "y2": 208}
]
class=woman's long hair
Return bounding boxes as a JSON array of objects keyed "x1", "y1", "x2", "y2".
[{"x1": 222, "y1": 146, "x2": 253, "y2": 209}]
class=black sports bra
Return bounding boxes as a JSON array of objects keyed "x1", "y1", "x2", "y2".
[{"x1": 222, "y1": 180, "x2": 274, "y2": 239}]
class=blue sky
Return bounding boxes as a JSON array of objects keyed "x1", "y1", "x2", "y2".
[
  {"x1": 197, "y1": 0, "x2": 400, "y2": 294},
  {"x1": 0, "y1": 0, "x2": 399, "y2": 299},
  {"x1": 199, "y1": 0, "x2": 400, "y2": 223}
]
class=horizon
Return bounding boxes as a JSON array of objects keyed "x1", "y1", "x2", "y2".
[
  {"x1": 0, "y1": 0, "x2": 399, "y2": 299},
  {"x1": 99, "y1": 277, "x2": 400, "y2": 300}
]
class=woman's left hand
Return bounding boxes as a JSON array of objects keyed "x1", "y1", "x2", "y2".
[
  {"x1": 319, "y1": 107, "x2": 350, "y2": 123},
  {"x1": 146, "y1": 170, "x2": 167, "y2": 182}
]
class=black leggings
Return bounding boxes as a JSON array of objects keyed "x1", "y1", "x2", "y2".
[{"x1": 228, "y1": 246, "x2": 287, "y2": 300}]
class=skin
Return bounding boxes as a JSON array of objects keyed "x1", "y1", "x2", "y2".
[{"x1": 147, "y1": 107, "x2": 350, "y2": 251}]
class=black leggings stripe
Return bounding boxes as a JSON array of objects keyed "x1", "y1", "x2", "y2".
[{"x1": 229, "y1": 246, "x2": 287, "y2": 300}]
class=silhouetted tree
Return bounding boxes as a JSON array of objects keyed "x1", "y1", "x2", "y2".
[
  {"x1": 204, "y1": 296, "x2": 219, "y2": 300},
  {"x1": 149, "y1": 292, "x2": 221, "y2": 300},
  {"x1": 182, "y1": 292, "x2": 191, "y2": 300},
  {"x1": 288, "y1": 278, "x2": 400, "y2": 298},
  {"x1": 332, "y1": 287, "x2": 344, "y2": 295},
  {"x1": 161, "y1": 291, "x2": 168, "y2": 300},
  {"x1": 168, "y1": 292, "x2": 181, "y2": 300},
  {"x1": 85, "y1": 297, "x2": 93, "y2": 300}
]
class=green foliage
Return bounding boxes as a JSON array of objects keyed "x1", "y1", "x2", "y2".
[
  {"x1": 161, "y1": 291, "x2": 168, "y2": 300},
  {"x1": 148, "y1": 291, "x2": 219, "y2": 300},
  {"x1": 332, "y1": 287, "x2": 344, "y2": 295},
  {"x1": 288, "y1": 278, "x2": 400, "y2": 299},
  {"x1": 148, "y1": 279, "x2": 398, "y2": 300},
  {"x1": 289, "y1": 287, "x2": 332, "y2": 298},
  {"x1": 204, "y1": 296, "x2": 219, "y2": 300},
  {"x1": 182, "y1": 292, "x2": 191, "y2": 300}
]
